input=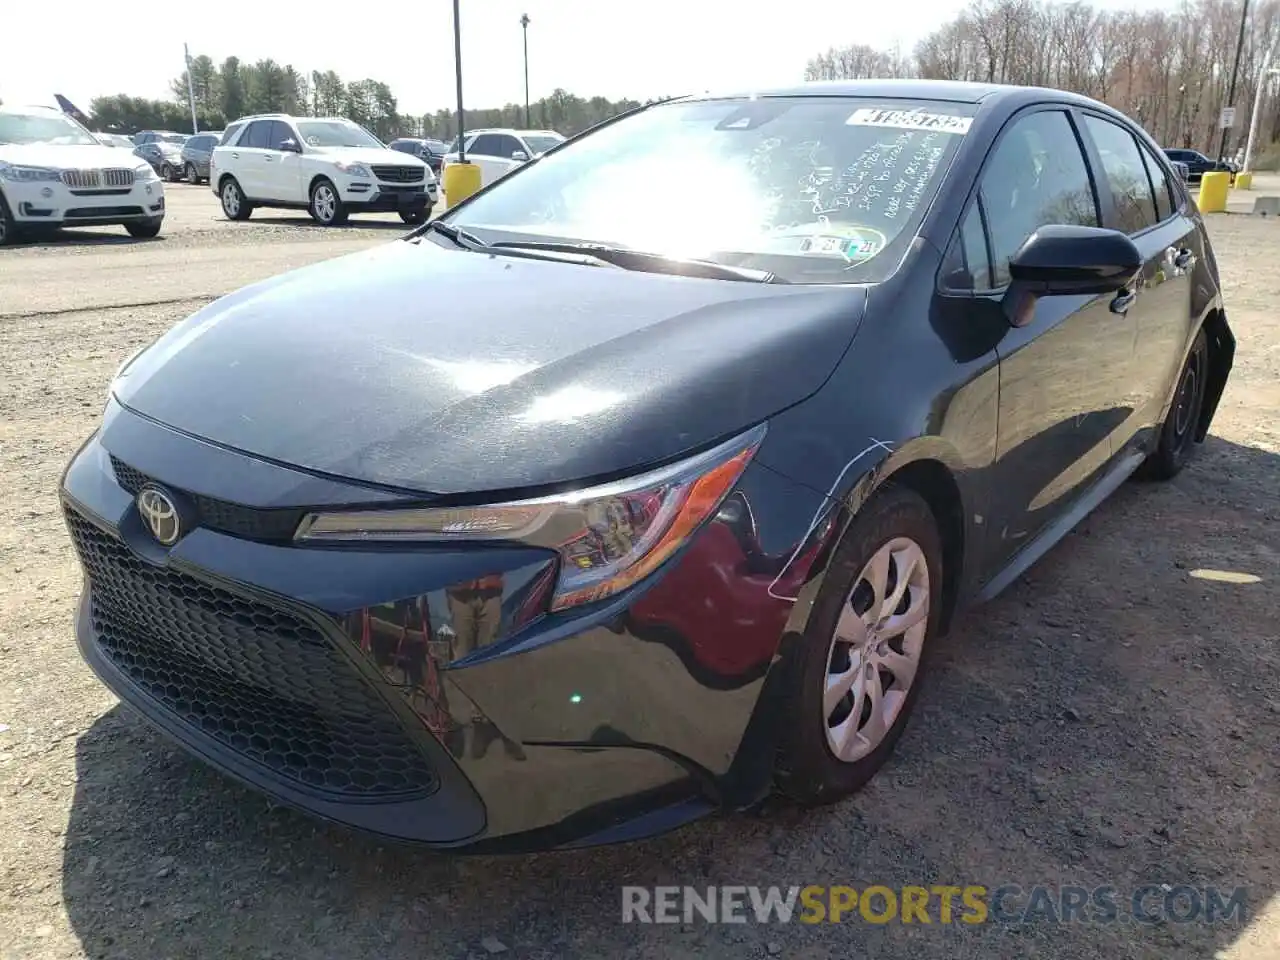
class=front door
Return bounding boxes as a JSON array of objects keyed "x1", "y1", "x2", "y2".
[{"x1": 968, "y1": 107, "x2": 1138, "y2": 580}]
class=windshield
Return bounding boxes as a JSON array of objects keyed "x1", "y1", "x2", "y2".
[
  {"x1": 296, "y1": 120, "x2": 384, "y2": 149},
  {"x1": 445, "y1": 97, "x2": 975, "y2": 284},
  {"x1": 0, "y1": 111, "x2": 99, "y2": 147},
  {"x1": 523, "y1": 134, "x2": 564, "y2": 155}
]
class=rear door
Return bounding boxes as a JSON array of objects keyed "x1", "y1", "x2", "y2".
[
  {"x1": 1078, "y1": 113, "x2": 1199, "y2": 454},
  {"x1": 963, "y1": 106, "x2": 1137, "y2": 578}
]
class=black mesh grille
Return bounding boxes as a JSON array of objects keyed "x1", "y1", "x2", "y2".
[
  {"x1": 110, "y1": 456, "x2": 304, "y2": 542},
  {"x1": 65, "y1": 507, "x2": 437, "y2": 799},
  {"x1": 372, "y1": 165, "x2": 424, "y2": 183}
]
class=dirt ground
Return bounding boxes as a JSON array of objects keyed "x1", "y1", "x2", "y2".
[{"x1": 0, "y1": 187, "x2": 1277, "y2": 959}]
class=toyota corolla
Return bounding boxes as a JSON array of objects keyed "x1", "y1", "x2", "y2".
[{"x1": 60, "y1": 80, "x2": 1232, "y2": 853}]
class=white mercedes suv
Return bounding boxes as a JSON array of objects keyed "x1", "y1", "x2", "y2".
[
  {"x1": 210, "y1": 114, "x2": 438, "y2": 226},
  {"x1": 0, "y1": 105, "x2": 165, "y2": 245}
]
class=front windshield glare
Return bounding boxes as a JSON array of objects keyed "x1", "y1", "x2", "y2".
[
  {"x1": 296, "y1": 120, "x2": 383, "y2": 149},
  {"x1": 446, "y1": 97, "x2": 976, "y2": 284},
  {"x1": 0, "y1": 112, "x2": 99, "y2": 147}
]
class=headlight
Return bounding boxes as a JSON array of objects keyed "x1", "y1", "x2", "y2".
[
  {"x1": 0, "y1": 161, "x2": 62, "y2": 183},
  {"x1": 295, "y1": 424, "x2": 766, "y2": 611},
  {"x1": 333, "y1": 161, "x2": 371, "y2": 178},
  {"x1": 134, "y1": 163, "x2": 158, "y2": 179}
]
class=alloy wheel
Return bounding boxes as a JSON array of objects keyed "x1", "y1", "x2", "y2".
[
  {"x1": 222, "y1": 183, "x2": 240, "y2": 217},
  {"x1": 1171, "y1": 347, "x2": 1203, "y2": 451},
  {"x1": 313, "y1": 185, "x2": 337, "y2": 223},
  {"x1": 823, "y1": 536, "x2": 930, "y2": 763}
]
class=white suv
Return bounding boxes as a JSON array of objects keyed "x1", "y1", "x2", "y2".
[
  {"x1": 441, "y1": 128, "x2": 565, "y2": 189},
  {"x1": 211, "y1": 115, "x2": 438, "y2": 226},
  {"x1": 0, "y1": 105, "x2": 165, "y2": 245}
]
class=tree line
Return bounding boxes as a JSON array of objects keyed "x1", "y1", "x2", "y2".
[
  {"x1": 84, "y1": 52, "x2": 658, "y2": 143},
  {"x1": 806, "y1": 0, "x2": 1280, "y2": 165}
]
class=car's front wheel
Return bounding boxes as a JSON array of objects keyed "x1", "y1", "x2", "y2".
[
  {"x1": 1138, "y1": 327, "x2": 1209, "y2": 481},
  {"x1": 186, "y1": 163, "x2": 200, "y2": 185},
  {"x1": 0, "y1": 193, "x2": 17, "y2": 246},
  {"x1": 220, "y1": 178, "x2": 253, "y2": 221},
  {"x1": 775, "y1": 484, "x2": 943, "y2": 805},
  {"x1": 124, "y1": 217, "x2": 163, "y2": 239},
  {"x1": 309, "y1": 179, "x2": 348, "y2": 226}
]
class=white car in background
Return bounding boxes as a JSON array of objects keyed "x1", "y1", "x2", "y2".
[
  {"x1": 211, "y1": 114, "x2": 438, "y2": 226},
  {"x1": 0, "y1": 105, "x2": 165, "y2": 246},
  {"x1": 441, "y1": 128, "x2": 566, "y2": 189}
]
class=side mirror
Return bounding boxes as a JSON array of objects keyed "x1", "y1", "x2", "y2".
[
  {"x1": 511, "y1": 150, "x2": 528, "y2": 162},
  {"x1": 1003, "y1": 225, "x2": 1141, "y2": 327},
  {"x1": 279, "y1": 138, "x2": 302, "y2": 153}
]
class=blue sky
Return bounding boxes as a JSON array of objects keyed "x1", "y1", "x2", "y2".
[{"x1": 2, "y1": 0, "x2": 1172, "y2": 118}]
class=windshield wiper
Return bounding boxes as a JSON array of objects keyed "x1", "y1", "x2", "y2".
[
  {"x1": 412, "y1": 221, "x2": 621, "y2": 270},
  {"x1": 486, "y1": 240, "x2": 786, "y2": 283}
]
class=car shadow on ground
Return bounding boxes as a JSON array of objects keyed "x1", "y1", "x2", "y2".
[
  {"x1": 7, "y1": 230, "x2": 164, "y2": 249},
  {"x1": 59, "y1": 436, "x2": 1278, "y2": 960}
]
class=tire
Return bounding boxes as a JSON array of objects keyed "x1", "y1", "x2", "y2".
[
  {"x1": 186, "y1": 163, "x2": 200, "y2": 185},
  {"x1": 160, "y1": 163, "x2": 176, "y2": 183},
  {"x1": 220, "y1": 178, "x2": 253, "y2": 221},
  {"x1": 308, "y1": 178, "x2": 348, "y2": 226},
  {"x1": 775, "y1": 485, "x2": 944, "y2": 806},
  {"x1": 1137, "y1": 328, "x2": 1209, "y2": 481},
  {"x1": 399, "y1": 208, "x2": 428, "y2": 225},
  {"x1": 0, "y1": 192, "x2": 17, "y2": 246},
  {"x1": 124, "y1": 217, "x2": 163, "y2": 239}
]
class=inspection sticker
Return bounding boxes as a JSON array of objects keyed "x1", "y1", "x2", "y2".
[{"x1": 846, "y1": 108, "x2": 972, "y2": 135}]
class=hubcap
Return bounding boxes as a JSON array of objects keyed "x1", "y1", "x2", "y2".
[
  {"x1": 823, "y1": 537, "x2": 930, "y2": 763},
  {"x1": 315, "y1": 186, "x2": 336, "y2": 221},
  {"x1": 223, "y1": 184, "x2": 239, "y2": 216}
]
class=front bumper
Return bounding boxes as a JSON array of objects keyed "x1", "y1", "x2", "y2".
[
  {"x1": 59, "y1": 401, "x2": 833, "y2": 851},
  {"x1": 4, "y1": 175, "x2": 165, "y2": 227},
  {"x1": 339, "y1": 178, "x2": 438, "y2": 212}
]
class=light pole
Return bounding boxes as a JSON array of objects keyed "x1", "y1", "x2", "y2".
[
  {"x1": 454, "y1": 0, "x2": 466, "y2": 163},
  {"x1": 520, "y1": 13, "x2": 531, "y2": 128},
  {"x1": 1242, "y1": 33, "x2": 1280, "y2": 174},
  {"x1": 1219, "y1": 0, "x2": 1250, "y2": 161}
]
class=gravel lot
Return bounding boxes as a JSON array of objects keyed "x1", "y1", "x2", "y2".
[{"x1": 1, "y1": 183, "x2": 1277, "y2": 960}]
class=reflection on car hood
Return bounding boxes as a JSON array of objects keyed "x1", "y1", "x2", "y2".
[
  {"x1": 309, "y1": 145, "x2": 429, "y2": 168},
  {"x1": 0, "y1": 142, "x2": 136, "y2": 168},
  {"x1": 113, "y1": 239, "x2": 866, "y2": 496}
]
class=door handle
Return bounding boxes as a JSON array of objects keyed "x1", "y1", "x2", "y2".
[
  {"x1": 1110, "y1": 287, "x2": 1137, "y2": 315},
  {"x1": 231, "y1": 152, "x2": 239, "y2": 159},
  {"x1": 1173, "y1": 248, "x2": 1196, "y2": 271}
]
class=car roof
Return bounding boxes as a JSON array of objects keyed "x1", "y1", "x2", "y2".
[{"x1": 690, "y1": 78, "x2": 1115, "y2": 113}]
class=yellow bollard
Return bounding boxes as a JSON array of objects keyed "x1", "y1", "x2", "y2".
[
  {"x1": 1234, "y1": 171, "x2": 1253, "y2": 190},
  {"x1": 443, "y1": 161, "x2": 482, "y2": 209},
  {"x1": 1198, "y1": 171, "x2": 1230, "y2": 212}
]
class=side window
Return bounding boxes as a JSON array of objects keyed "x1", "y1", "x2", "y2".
[
  {"x1": 241, "y1": 121, "x2": 270, "y2": 149},
  {"x1": 470, "y1": 134, "x2": 501, "y2": 157},
  {"x1": 266, "y1": 121, "x2": 294, "y2": 150},
  {"x1": 221, "y1": 123, "x2": 243, "y2": 146},
  {"x1": 1138, "y1": 143, "x2": 1174, "y2": 221},
  {"x1": 1082, "y1": 115, "x2": 1157, "y2": 234},
  {"x1": 941, "y1": 202, "x2": 992, "y2": 291},
  {"x1": 496, "y1": 135, "x2": 524, "y2": 158},
  {"x1": 980, "y1": 109, "x2": 1098, "y2": 287}
]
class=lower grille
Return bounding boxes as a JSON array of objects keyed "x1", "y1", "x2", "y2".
[
  {"x1": 65, "y1": 508, "x2": 437, "y2": 799},
  {"x1": 372, "y1": 165, "x2": 425, "y2": 183},
  {"x1": 65, "y1": 206, "x2": 143, "y2": 219}
]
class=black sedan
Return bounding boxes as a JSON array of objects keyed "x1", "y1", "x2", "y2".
[
  {"x1": 61, "y1": 79, "x2": 1233, "y2": 853},
  {"x1": 133, "y1": 141, "x2": 186, "y2": 182},
  {"x1": 1163, "y1": 147, "x2": 1236, "y2": 183}
]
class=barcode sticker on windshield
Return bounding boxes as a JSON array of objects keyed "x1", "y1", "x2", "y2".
[{"x1": 846, "y1": 109, "x2": 972, "y2": 135}]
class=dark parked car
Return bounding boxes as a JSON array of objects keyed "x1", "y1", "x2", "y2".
[
  {"x1": 61, "y1": 79, "x2": 1233, "y2": 853},
  {"x1": 389, "y1": 137, "x2": 447, "y2": 173},
  {"x1": 1163, "y1": 148, "x2": 1235, "y2": 183},
  {"x1": 180, "y1": 132, "x2": 223, "y2": 184},
  {"x1": 133, "y1": 140, "x2": 185, "y2": 182}
]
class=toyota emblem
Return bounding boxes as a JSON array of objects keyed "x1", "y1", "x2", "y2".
[{"x1": 137, "y1": 486, "x2": 182, "y2": 545}]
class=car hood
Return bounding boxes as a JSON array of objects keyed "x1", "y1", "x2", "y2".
[
  {"x1": 0, "y1": 142, "x2": 137, "y2": 168},
  {"x1": 113, "y1": 240, "x2": 866, "y2": 497},
  {"x1": 311, "y1": 146, "x2": 428, "y2": 168}
]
